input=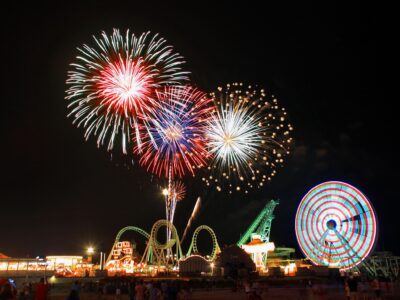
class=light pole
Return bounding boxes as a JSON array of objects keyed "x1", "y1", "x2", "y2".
[
  {"x1": 87, "y1": 247, "x2": 94, "y2": 263},
  {"x1": 99, "y1": 251, "x2": 103, "y2": 271},
  {"x1": 86, "y1": 247, "x2": 95, "y2": 277}
]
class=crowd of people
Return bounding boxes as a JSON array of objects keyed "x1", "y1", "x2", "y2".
[
  {"x1": 295, "y1": 276, "x2": 395, "y2": 300},
  {"x1": 96, "y1": 278, "x2": 190, "y2": 300},
  {"x1": 343, "y1": 275, "x2": 394, "y2": 300},
  {"x1": 0, "y1": 277, "x2": 48, "y2": 300},
  {"x1": 0, "y1": 277, "x2": 191, "y2": 300},
  {"x1": 1, "y1": 275, "x2": 398, "y2": 300}
]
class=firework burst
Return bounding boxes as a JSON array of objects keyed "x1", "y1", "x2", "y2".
[
  {"x1": 163, "y1": 180, "x2": 186, "y2": 235},
  {"x1": 170, "y1": 180, "x2": 186, "y2": 202},
  {"x1": 136, "y1": 86, "x2": 213, "y2": 178},
  {"x1": 66, "y1": 29, "x2": 189, "y2": 154},
  {"x1": 203, "y1": 82, "x2": 293, "y2": 193}
]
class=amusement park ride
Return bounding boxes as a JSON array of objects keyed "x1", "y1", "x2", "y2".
[
  {"x1": 3, "y1": 181, "x2": 398, "y2": 278},
  {"x1": 103, "y1": 199, "x2": 290, "y2": 276},
  {"x1": 295, "y1": 181, "x2": 400, "y2": 278},
  {"x1": 57, "y1": 28, "x2": 399, "y2": 280},
  {"x1": 295, "y1": 181, "x2": 378, "y2": 272},
  {"x1": 101, "y1": 181, "x2": 399, "y2": 278},
  {"x1": 186, "y1": 225, "x2": 220, "y2": 261},
  {"x1": 237, "y1": 200, "x2": 279, "y2": 272},
  {"x1": 105, "y1": 220, "x2": 220, "y2": 275}
]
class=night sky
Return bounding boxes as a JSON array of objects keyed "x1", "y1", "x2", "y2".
[{"x1": 2, "y1": 2, "x2": 390, "y2": 259}]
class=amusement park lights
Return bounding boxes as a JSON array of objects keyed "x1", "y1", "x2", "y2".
[
  {"x1": 106, "y1": 221, "x2": 220, "y2": 272},
  {"x1": 295, "y1": 181, "x2": 377, "y2": 270}
]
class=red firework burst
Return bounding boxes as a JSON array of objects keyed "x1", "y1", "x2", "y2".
[
  {"x1": 97, "y1": 57, "x2": 154, "y2": 114},
  {"x1": 135, "y1": 86, "x2": 214, "y2": 178},
  {"x1": 172, "y1": 181, "x2": 186, "y2": 201},
  {"x1": 66, "y1": 30, "x2": 189, "y2": 154}
]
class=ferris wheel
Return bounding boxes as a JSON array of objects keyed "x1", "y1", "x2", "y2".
[{"x1": 295, "y1": 181, "x2": 377, "y2": 270}]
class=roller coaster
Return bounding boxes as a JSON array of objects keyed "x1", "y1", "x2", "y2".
[
  {"x1": 106, "y1": 220, "x2": 220, "y2": 273},
  {"x1": 186, "y1": 225, "x2": 220, "y2": 260}
]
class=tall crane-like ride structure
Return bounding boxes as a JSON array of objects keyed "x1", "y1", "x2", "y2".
[
  {"x1": 237, "y1": 200, "x2": 279, "y2": 270},
  {"x1": 237, "y1": 200, "x2": 279, "y2": 247}
]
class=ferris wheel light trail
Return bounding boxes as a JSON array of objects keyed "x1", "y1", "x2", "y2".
[{"x1": 295, "y1": 181, "x2": 377, "y2": 270}]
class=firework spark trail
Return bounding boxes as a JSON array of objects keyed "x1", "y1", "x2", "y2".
[
  {"x1": 170, "y1": 181, "x2": 186, "y2": 202},
  {"x1": 132, "y1": 85, "x2": 212, "y2": 246},
  {"x1": 134, "y1": 84, "x2": 212, "y2": 246},
  {"x1": 168, "y1": 181, "x2": 186, "y2": 234},
  {"x1": 203, "y1": 82, "x2": 293, "y2": 193},
  {"x1": 181, "y1": 196, "x2": 202, "y2": 243},
  {"x1": 66, "y1": 29, "x2": 189, "y2": 154},
  {"x1": 136, "y1": 86, "x2": 213, "y2": 179}
]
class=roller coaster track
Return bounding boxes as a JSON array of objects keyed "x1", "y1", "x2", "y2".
[
  {"x1": 106, "y1": 226, "x2": 151, "y2": 264},
  {"x1": 186, "y1": 225, "x2": 220, "y2": 260},
  {"x1": 107, "y1": 221, "x2": 220, "y2": 271},
  {"x1": 141, "y1": 220, "x2": 183, "y2": 267}
]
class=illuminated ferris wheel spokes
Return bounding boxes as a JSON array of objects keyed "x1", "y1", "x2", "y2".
[
  {"x1": 311, "y1": 225, "x2": 365, "y2": 268},
  {"x1": 295, "y1": 181, "x2": 377, "y2": 270},
  {"x1": 333, "y1": 228, "x2": 365, "y2": 267}
]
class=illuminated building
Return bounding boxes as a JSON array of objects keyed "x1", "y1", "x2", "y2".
[
  {"x1": 46, "y1": 255, "x2": 82, "y2": 271},
  {"x1": 0, "y1": 253, "x2": 52, "y2": 277},
  {"x1": 106, "y1": 241, "x2": 136, "y2": 275},
  {"x1": 0, "y1": 258, "x2": 50, "y2": 275},
  {"x1": 46, "y1": 256, "x2": 93, "y2": 277}
]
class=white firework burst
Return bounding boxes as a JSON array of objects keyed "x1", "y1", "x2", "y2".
[{"x1": 203, "y1": 82, "x2": 293, "y2": 193}]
